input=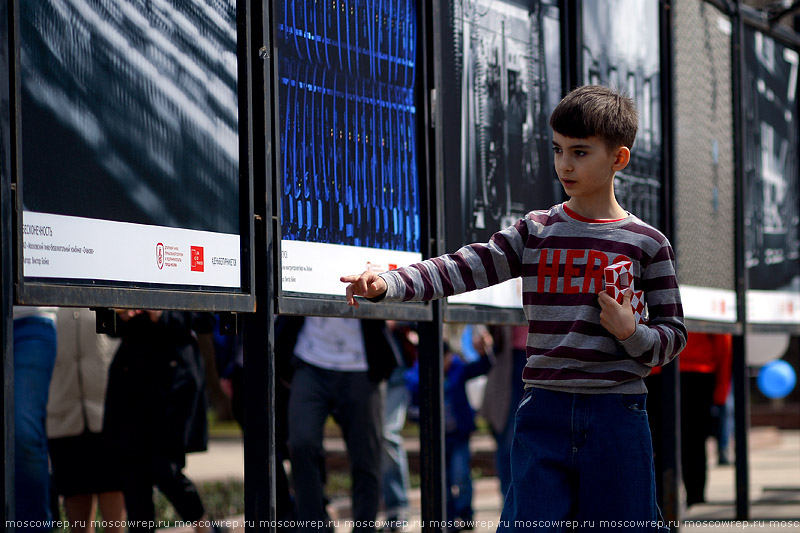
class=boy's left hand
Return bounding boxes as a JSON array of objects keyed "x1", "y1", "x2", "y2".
[{"x1": 598, "y1": 288, "x2": 637, "y2": 341}]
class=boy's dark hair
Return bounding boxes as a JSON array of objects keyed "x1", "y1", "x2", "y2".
[{"x1": 549, "y1": 85, "x2": 638, "y2": 151}]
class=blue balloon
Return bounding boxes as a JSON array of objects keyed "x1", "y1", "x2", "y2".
[{"x1": 757, "y1": 360, "x2": 797, "y2": 400}]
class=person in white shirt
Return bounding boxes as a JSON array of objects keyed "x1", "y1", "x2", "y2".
[{"x1": 277, "y1": 316, "x2": 400, "y2": 533}]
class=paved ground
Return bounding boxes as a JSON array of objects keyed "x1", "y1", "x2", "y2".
[{"x1": 182, "y1": 428, "x2": 800, "y2": 532}]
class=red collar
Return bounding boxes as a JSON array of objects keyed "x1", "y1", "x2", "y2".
[{"x1": 563, "y1": 203, "x2": 626, "y2": 223}]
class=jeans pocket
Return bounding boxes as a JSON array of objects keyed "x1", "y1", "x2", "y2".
[
  {"x1": 617, "y1": 393, "x2": 647, "y2": 416},
  {"x1": 517, "y1": 387, "x2": 536, "y2": 411}
]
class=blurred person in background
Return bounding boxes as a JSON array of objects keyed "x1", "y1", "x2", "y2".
[
  {"x1": 380, "y1": 322, "x2": 419, "y2": 531},
  {"x1": 215, "y1": 320, "x2": 297, "y2": 528},
  {"x1": 479, "y1": 325, "x2": 528, "y2": 500},
  {"x1": 104, "y1": 310, "x2": 215, "y2": 533},
  {"x1": 405, "y1": 327, "x2": 494, "y2": 530},
  {"x1": 13, "y1": 306, "x2": 58, "y2": 532},
  {"x1": 279, "y1": 316, "x2": 399, "y2": 533},
  {"x1": 47, "y1": 308, "x2": 125, "y2": 532},
  {"x1": 713, "y1": 386, "x2": 734, "y2": 465},
  {"x1": 646, "y1": 332, "x2": 732, "y2": 507}
]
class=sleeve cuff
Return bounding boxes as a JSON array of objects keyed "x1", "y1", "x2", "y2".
[
  {"x1": 365, "y1": 272, "x2": 395, "y2": 302},
  {"x1": 619, "y1": 324, "x2": 649, "y2": 358}
]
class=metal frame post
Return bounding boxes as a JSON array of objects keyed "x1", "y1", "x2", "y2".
[
  {"x1": 417, "y1": 308, "x2": 446, "y2": 532},
  {"x1": 2, "y1": 0, "x2": 14, "y2": 527},
  {"x1": 731, "y1": 0, "x2": 750, "y2": 520},
  {"x1": 242, "y1": 0, "x2": 274, "y2": 529},
  {"x1": 659, "y1": 0, "x2": 682, "y2": 527},
  {"x1": 418, "y1": 2, "x2": 446, "y2": 530}
]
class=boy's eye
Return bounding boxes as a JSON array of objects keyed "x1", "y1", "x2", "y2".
[
  {"x1": 574, "y1": 150, "x2": 587, "y2": 157},
  {"x1": 552, "y1": 146, "x2": 562, "y2": 154}
]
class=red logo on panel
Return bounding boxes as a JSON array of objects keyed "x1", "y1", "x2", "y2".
[
  {"x1": 156, "y1": 243, "x2": 164, "y2": 270},
  {"x1": 191, "y1": 246, "x2": 204, "y2": 272}
]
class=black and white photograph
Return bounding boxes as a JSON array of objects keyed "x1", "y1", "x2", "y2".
[
  {"x1": 743, "y1": 27, "x2": 800, "y2": 293},
  {"x1": 20, "y1": 0, "x2": 241, "y2": 235},
  {"x1": 581, "y1": 0, "x2": 662, "y2": 228},
  {"x1": 439, "y1": 0, "x2": 563, "y2": 251},
  {"x1": 17, "y1": 0, "x2": 245, "y2": 290}
]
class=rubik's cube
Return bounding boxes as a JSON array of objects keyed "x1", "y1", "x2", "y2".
[
  {"x1": 604, "y1": 261, "x2": 646, "y2": 324},
  {"x1": 630, "y1": 290, "x2": 646, "y2": 324}
]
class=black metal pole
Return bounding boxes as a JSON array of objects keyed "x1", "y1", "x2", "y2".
[
  {"x1": 417, "y1": 308, "x2": 446, "y2": 532},
  {"x1": 658, "y1": 364, "x2": 681, "y2": 526},
  {"x1": 658, "y1": 1, "x2": 681, "y2": 527},
  {"x1": 241, "y1": 0, "x2": 275, "y2": 529},
  {"x1": 1, "y1": 0, "x2": 15, "y2": 528},
  {"x1": 242, "y1": 237, "x2": 275, "y2": 533},
  {"x1": 732, "y1": 334, "x2": 750, "y2": 520},
  {"x1": 417, "y1": 3, "x2": 445, "y2": 529},
  {"x1": 1, "y1": 215, "x2": 13, "y2": 533},
  {"x1": 730, "y1": 0, "x2": 750, "y2": 521}
]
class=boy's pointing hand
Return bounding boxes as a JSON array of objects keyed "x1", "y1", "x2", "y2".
[
  {"x1": 340, "y1": 271, "x2": 388, "y2": 307},
  {"x1": 598, "y1": 288, "x2": 637, "y2": 341}
]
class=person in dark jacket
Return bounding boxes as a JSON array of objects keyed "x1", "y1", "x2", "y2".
[
  {"x1": 214, "y1": 321, "x2": 297, "y2": 527},
  {"x1": 405, "y1": 331, "x2": 494, "y2": 528},
  {"x1": 276, "y1": 316, "x2": 400, "y2": 533},
  {"x1": 104, "y1": 310, "x2": 214, "y2": 533}
]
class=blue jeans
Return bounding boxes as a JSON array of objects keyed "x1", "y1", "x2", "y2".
[
  {"x1": 13, "y1": 316, "x2": 57, "y2": 530},
  {"x1": 499, "y1": 388, "x2": 663, "y2": 533},
  {"x1": 382, "y1": 366, "x2": 410, "y2": 518},
  {"x1": 445, "y1": 435, "x2": 472, "y2": 520},
  {"x1": 445, "y1": 434, "x2": 473, "y2": 522}
]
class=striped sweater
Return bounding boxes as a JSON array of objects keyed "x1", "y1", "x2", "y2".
[{"x1": 379, "y1": 203, "x2": 687, "y2": 394}]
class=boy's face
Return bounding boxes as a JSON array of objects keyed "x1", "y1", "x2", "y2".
[{"x1": 552, "y1": 132, "x2": 629, "y2": 201}]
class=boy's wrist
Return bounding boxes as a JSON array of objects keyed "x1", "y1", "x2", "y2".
[
  {"x1": 617, "y1": 327, "x2": 636, "y2": 341},
  {"x1": 616, "y1": 319, "x2": 636, "y2": 341},
  {"x1": 366, "y1": 291, "x2": 387, "y2": 303},
  {"x1": 618, "y1": 324, "x2": 647, "y2": 355},
  {"x1": 366, "y1": 274, "x2": 389, "y2": 302}
]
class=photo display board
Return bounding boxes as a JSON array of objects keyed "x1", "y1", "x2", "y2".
[
  {"x1": 437, "y1": 0, "x2": 563, "y2": 318},
  {"x1": 673, "y1": 0, "x2": 737, "y2": 325},
  {"x1": 581, "y1": 0, "x2": 663, "y2": 229},
  {"x1": 275, "y1": 0, "x2": 425, "y2": 306},
  {"x1": 742, "y1": 24, "x2": 800, "y2": 325},
  {"x1": 15, "y1": 0, "x2": 253, "y2": 310}
]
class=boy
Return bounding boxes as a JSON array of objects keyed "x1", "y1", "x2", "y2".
[{"x1": 341, "y1": 85, "x2": 686, "y2": 531}]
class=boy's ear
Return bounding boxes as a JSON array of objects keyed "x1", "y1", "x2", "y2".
[{"x1": 611, "y1": 146, "x2": 631, "y2": 171}]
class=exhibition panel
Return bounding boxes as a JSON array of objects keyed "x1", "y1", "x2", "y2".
[
  {"x1": 673, "y1": 0, "x2": 738, "y2": 326},
  {"x1": 13, "y1": 0, "x2": 255, "y2": 311},
  {"x1": 741, "y1": 22, "x2": 800, "y2": 326},
  {"x1": 437, "y1": 0, "x2": 563, "y2": 320},
  {"x1": 272, "y1": 0, "x2": 430, "y2": 320}
]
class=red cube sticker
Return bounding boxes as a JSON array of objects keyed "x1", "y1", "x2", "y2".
[{"x1": 191, "y1": 246, "x2": 204, "y2": 272}]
